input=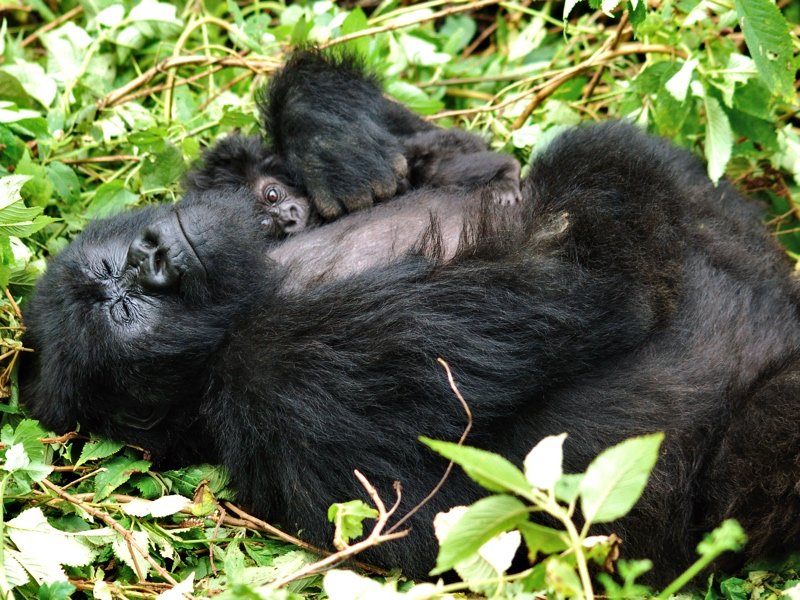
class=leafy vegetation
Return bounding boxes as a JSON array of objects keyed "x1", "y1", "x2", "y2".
[{"x1": 0, "y1": 0, "x2": 797, "y2": 597}]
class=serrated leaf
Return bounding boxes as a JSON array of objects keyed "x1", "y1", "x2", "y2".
[
  {"x1": 0, "y1": 175, "x2": 31, "y2": 211},
  {"x1": 76, "y1": 438, "x2": 124, "y2": 466},
  {"x1": 4, "y1": 443, "x2": 30, "y2": 472},
  {"x1": 85, "y1": 180, "x2": 139, "y2": 220},
  {"x1": 327, "y1": 499, "x2": 378, "y2": 545},
  {"x1": 524, "y1": 433, "x2": 566, "y2": 492},
  {"x1": 703, "y1": 95, "x2": 734, "y2": 183},
  {"x1": 665, "y1": 58, "x2": 698, "y2": 103},
  {"x1": 3, "y1": 550, "x2": 30, "y2": 587},
  {"x1": 432, "y1": 495, "x2": 529, "y2": 574},
  {"x1": 94, "y1": 456, "x2": 151, "y2": 501},
  {"x1": 579, "y1": 433, "x2": 663, "y2": 525},
  {"x1": 122, "y1": 495, "x2": 192, "y2": 518},
  {"x1": 421, "y1": 438, "x2": 531, "y2": 497},
  {"x1": 7, "y1": 508, "x2": 96, "y2": 583},
  {"x1": 111, "y1": 529, "x2": 151, "y2": 577},
  {"x1": 156, "y1": 573, "x2": 194, "y2": 599},
  {"x1": 735, "y1": 0, "x2": 794, "y2": 101}
]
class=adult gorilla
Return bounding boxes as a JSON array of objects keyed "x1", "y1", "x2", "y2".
[{"x1": 20, "y1": 52, "x2": 800, "y2": 584}]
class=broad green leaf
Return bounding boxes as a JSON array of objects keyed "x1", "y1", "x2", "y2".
[
  {"x1": 85, "y1": 180, "x2": 139, "y2": 220},
  {"x1": 339, "y1": 7, "x2": 369, "y2": 57},
  {"x1": 665, "y1": 59, "x2": 698, "y2": 103},
  {"x1": 432, "y1": 495, "x2": 528, "y2": 574},
  {"x1": 7, "y1": 507, "x2": 97, "y2": 584},
  {"x1": 0, "y1": 175, "x2": 30, "y2": 211},
  {"x1": 76, "y1": 438, "x2": 125, "y2": 466},
  {"x1": 555, "y1": 473, "x2": 583, "y2": 504},
  {"x1": 327, "y1": 499, "x2": 378, "y2": 545},
  {"x1": 46, "y1": 162, "x2": 81, "y2": 205},
  {"x1": 140, "y1": 142, "x2": 185, "y2": 192},
  {"x1": 421, "y1": 438, "x2": 531, "y2": 496},
  {"x1": 545, "y1": 556, "x2": 583, "y2": 597},
  {"x1": 735, "y1": 0, "x2": 794, "y2": 101},
  {"x1": 518, "y1": 521, "x2": 569, "y2": 561},
  {"x1": 2, "y1": 63, "x2": 57, "y2": 108},
  {"x1": 93, "y1": 456, "x2": 151, "y2": 501},
  {"x1": 579, "y1": 433, "x2": 663, "y2": 525},
  {"x1": 703, "y1": 95, "x2": 734, "y2": 183},
  {"x1": 524, "y1": 433, "x2": 566, "y2": 492}
]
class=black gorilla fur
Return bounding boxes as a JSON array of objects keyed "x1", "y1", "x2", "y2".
[{"x1": 21, "y1": 52, "x2": 800, "y2": 585}]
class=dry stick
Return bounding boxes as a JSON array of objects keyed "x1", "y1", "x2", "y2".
[
  {"x1": 3, "y1": 289, "x2": 21, "y2": 321},
  {"x1": 20, "y1": 5, "x2": 84, "y2": 47},
  {"x1": 512, "y1": 42, "x2": 686, "y2": 129},
  {"x1": 582, "y1": 12, "x2": 630, "y2": 101},
  {"x1": 61, "y1": 155, "x2": 141, "y2": 165},
  {"x1": 320, "y1": 0, "x2": 502, "y2": 49},
  {"x1": 387, "y1": 357, "x2": 473, "y2": 533},
  {"x1": 270, "y1": 470, "x2": 409, "y2": 588},
  {"x1": 39, "y1": 479, "x2": 182, "y2": 588},
  {"x1": 112, "y1": 64, "x2": 227, "y2": 107},
  {"x1": 98, "y1": 56, "x2": 278, "y2": 109}
]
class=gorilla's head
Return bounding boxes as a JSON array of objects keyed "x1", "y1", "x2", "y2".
[{"x1": 21, "y1": 188, "x2": 271, "y2": 465}]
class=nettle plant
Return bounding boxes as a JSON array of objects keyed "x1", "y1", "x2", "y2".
[{"x1": 325, "y1": 433, "x2": 747, "y2": 600}]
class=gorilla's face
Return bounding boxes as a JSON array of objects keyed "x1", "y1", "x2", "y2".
[{"x1": 21, "y1": 189, "x2": 271, "y2": 465}]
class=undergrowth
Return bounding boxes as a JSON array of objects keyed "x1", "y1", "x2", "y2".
[{"x1": 0, "y1": 0, "x2": 797, "y2": 598}]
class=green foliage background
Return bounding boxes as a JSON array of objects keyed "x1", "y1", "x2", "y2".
[{"x1": 0, "y1": 0, "x2": 797, "y2": 597}]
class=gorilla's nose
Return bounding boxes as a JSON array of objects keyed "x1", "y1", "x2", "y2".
[{"x1": 127, "y1": 225, "x2": 180, "y2": 291}]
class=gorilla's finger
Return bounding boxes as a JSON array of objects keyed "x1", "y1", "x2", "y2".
[
  {"x1": 340, "y1": 188, "x2": 374, "y2": 214},
  {"x1": 311, "y1": 189, "x2": 346, "y2": 220}
]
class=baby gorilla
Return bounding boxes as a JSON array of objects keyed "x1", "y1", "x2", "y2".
[{"x1": 185, "y1": 113, "x2": 521, "y2": 238}]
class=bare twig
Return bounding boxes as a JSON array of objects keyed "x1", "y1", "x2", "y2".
[
  {"x1": 60, "y1": 155, "x2": 141, "y2": 165},
  {"x1": 582, "y1": 12, "x2": 630, "y2": 100},
  {"x1": 98, "y1": 55, "x2": 278, "y2": 109},
  {"x1": 21, "y1": 5, "x2": 84, "y2": 47},
  {"x1": 388, "y1": 358, "x2": 473, "y2": 533},
  {"x1": 39, "y1": 479, "x2": 182, "y2": 588},
  {"x1": 270, "y1": 470, "x2": 409, "y2": 588}
]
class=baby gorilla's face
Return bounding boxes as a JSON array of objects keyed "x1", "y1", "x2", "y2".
[{"x1": 255, "y1": 176, "x2": 317, "y2": 235}]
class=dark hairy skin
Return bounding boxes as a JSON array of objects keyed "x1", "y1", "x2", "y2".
[{"x1": 21, "y1": 52, "x2": 800, "y2": 585}]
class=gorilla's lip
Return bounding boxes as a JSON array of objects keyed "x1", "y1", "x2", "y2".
[{"x1": 173, "y1": 210, "x2": 208, "y2": 279}]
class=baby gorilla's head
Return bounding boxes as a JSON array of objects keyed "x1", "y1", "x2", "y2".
[{"x1": 184, "y1": 134, "x2": 320, "y2": 237}]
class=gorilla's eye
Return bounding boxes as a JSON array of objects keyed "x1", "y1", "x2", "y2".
[{"x1": 265, "y1": 186, "x2": 282, "y2": 204}]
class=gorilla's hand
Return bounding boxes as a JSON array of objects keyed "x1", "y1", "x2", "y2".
[{"x1": 261, "y1": 50, "x2": 424, "y2": 219}]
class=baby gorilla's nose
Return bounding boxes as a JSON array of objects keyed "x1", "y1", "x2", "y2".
[{"x1": 127, "y1": 225, "x2": 180, "y2": 291}]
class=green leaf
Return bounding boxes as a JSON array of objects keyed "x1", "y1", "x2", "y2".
[
  {"x1": 339, "y1": 7, "x2": 369, "y2": 57},
  {"x1": 555, "y1": 473, "x2": 583, "y2": 504},
  {"x1": 703, "y1": 95, "x2": 734, "y2": 183},
  {"x1": 327, "y1": 499, "x2": 378, "y2": 545},
  {"x1": 735, "y1": 0, "x2": 794, "y2": 101},
  {"x1": 46, "y1": 162, "x2": 81, "y2": 205},
  {"x1": 75, "y1": 438, "x2": 124, "y2": 467},
  {"x1": 140, "y1": 142, "x2": 185, "y2": 192},
  {"x1": 432, "y1": 494, "x2": 529, "y2": 574},
  {"x1": 524, "y1": 433, "x2": 566, "y2": 492},
  {"x1": 696, "y1": 519, "x2": 747, "y2": 557},
  {"x1": 518, "y1": 521, "x2": 569, "y2": 561},
  {"x1": 579, "y1": 432, "x2": 663, "y2": 525},
  {"x1": 85, "y1": 180, "x2": 139, "y2": 220},
  {"x1": 421, "y1": 438, "x2": 532, "y2": 497},
  {"x1": 93, "y1": 456, "x2": 151, "y2": 501}
]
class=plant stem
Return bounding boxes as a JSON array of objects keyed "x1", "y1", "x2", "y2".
[
  {"x1": 0, "y1": 472, "x2": 13, "y2": 599},
  {"x1": 554, "y1": 501, "x2": 594, "y2": 600}
]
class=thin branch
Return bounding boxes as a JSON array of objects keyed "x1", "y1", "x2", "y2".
[
  {"x1": 388, "y1": 357, "x2": 473, "y2": 533},
  {"x1": 39, "y1": 479, "x2": 181, "y2": 588},
  {"x1": 582, "y1": 12, "x2": 630, "y2": 100},
  {"x1": 270, "y1": 470, "x2": 409, "y2": 588},
  {"x1": 21, "y1": 5, "x2": 84, "y2": 47},
  {"x1": 60, "y1": 155, "x2": 141, "y2": 165}
]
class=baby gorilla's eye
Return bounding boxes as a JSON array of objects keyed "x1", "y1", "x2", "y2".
[{"x1": 265, "y1": 186, "x2": 282, "y2": 204}]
